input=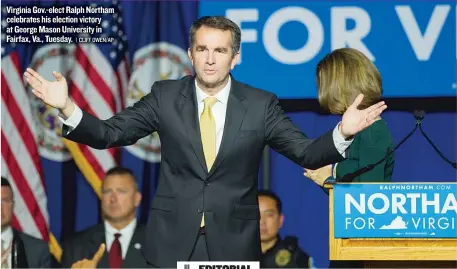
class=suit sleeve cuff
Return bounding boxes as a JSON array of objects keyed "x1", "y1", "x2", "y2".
[
  {"x1": 333, "y1": 122, "x2": 353, "y2": 157},
  {"x1": 58, "y1": 104, "x2": 83, "y2": 134}
]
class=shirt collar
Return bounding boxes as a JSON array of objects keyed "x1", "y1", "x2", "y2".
[
  {"x1": 264, "y1": 235, "x2": 282, "y2": 255},
  {"x1": 104, "y1": 218, "x2": 137, "y2": 237},
  {"x1": 195, "y1": 76, "x2": 231, "y2": 105},
  {"x1": 1, "y1": 226, "x2": 13, "y2": 247}
]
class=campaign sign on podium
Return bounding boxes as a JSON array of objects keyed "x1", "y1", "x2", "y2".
[{"x1": 333, "y1": 183, "x2": 457, "y2": 238}]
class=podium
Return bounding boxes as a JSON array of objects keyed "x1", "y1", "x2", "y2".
[{"x1": 325, "y1": 182, "x2": 457, "y2": 268}]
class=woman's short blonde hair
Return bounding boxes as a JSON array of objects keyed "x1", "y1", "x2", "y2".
[{"x1": 316, "y1": 48, "x2": 382, "y2": 114}]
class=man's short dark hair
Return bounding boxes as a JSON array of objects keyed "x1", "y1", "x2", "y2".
[
  {"x1": 2, "y1": 177, "x2": 14, "y2": 199},
  {"x1": 258, "y1": 189, "x2": 282, "y2": 213},
  {"x1": 2, "y1": 177, "x2": 11, "y2": 188},
  {"x1": 104, "y1": 166, "x2": 138, "y2": 189},
  {"x1": 189, "y1": 16, "x2": 241, "y2": 57},
  {"x1": 105, "y1": 166, "x2": 135, "y2": 178}
]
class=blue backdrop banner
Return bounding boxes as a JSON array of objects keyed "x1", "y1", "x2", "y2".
[
  {"x1": 334, "y1": 183, "x2": 457, "y2": 238},
  {"x1": 199, "y1": 1, "x2": 456, "y2": 99}
]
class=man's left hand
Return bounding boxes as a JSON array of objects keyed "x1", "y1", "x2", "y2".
[
  {"x1": 304, "y1": 165, "x2": 332, "y2": 186},
  {"x1": 340, "y1": 94, "x2": 387, "y2": 139}
]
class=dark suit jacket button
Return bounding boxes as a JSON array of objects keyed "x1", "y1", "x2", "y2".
[
  {"x1": 197, "y1": 208, "x2": 203, "y2": 213},
  {"x1": 204, "y1": 181, "x2": 209, "y2": 186}
]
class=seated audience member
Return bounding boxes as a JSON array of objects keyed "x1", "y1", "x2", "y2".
[
  {"x1": 258, "y1": 190, "x2": 315, "y2": 268},
  {"x1": 61, "y1": 167, "x2": 147, "y2": 268},
  {"x1": 1, "y1": 177, "x2": 52, "y2": 268}
]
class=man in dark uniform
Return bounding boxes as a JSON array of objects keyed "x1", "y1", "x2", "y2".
[{"x1": 258, "y1": 190, "x2": 314, "y2": 268}]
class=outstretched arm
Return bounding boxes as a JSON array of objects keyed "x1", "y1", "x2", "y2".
[
  {"x1": 265, "y1": 93, "x2": 387, "y2": 169},
  {"x1": 25, "y1": 68, "x2": 160, "y2": 149},
  {"x1": 61, "y1": 85, "x2": 160, "y2": 149},
  {"x1": 264, "y1": 94, "x2": 347, "y2": 169}
]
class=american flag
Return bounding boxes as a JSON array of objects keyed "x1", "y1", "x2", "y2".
[
  {"x1": 64, "y1": 0, "x2": 130, "y2": 197},
  {"x1": 1, "y1": 4, "x2": 51, "y2": 252}
]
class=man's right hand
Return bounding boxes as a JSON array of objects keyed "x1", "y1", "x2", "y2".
[
  {"x1": 24, "y1": 68, "x2": 75, "y2": 119},
  {"x1": 71, "y1": 243, "x2": 106, "y2": 269}
]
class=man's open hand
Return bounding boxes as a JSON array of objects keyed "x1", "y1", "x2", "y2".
[
  {"x1": 340, "y1": 94, "x2": 387, "y2": 138},
  {"x1": 24, "y1": 68, "x2": 75, "y2": 118}
]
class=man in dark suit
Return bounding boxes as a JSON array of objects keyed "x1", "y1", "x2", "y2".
[
  {"x1": 60, "y1": 167, "x2": 147, "y2": 268},
  {"x1": 25, "y1": 16, "x2": 387, "y2": 268},
  {"x1": 1, "y1": 177, "x2": 52, "y2": 268}
]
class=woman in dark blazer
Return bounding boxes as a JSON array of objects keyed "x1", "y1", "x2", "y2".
[{"x1": 304, "y1": 48, "x2": 395, "y2": 268}]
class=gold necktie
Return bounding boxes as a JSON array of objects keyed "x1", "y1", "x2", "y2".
[{"x1": 199, "y1": 97, "x2": 217, "y2": 227}]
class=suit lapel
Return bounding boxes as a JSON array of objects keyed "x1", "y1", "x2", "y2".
[
  {"x1": 90, "y1": 225, "x2": 109, "y2": 269},
  {"x1": 180, "y1": 78, "x2": 208, "y2": 174},
  {"x1": 12, "y1": 230, "x2": 29, "y2": 268},
  {"x1": 122, "y1": 226, "x2": 146, "y2": 268},
  {"x1": 208, "y1": 79, "x2": 247, "y2": 178},
  {"x1": 180, "y1": 76, "x2": 247, "y2": 177}
]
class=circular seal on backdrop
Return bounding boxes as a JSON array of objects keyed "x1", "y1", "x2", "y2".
[
  {"x1": 125, "y1": 42, "x2": 193, "y2": 162},
  {"x1": 28, "y1": 44, "x2": 76, "y2": 162},
  {"x1": 275, "y1": 249, "x2": 292, "y2": 267}
]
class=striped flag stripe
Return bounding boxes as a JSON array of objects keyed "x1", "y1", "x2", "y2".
[
  {"x1": 0, "y1": 157, "x2": 41, "y2": 237},
  {"x1": 1, "y1": 76, "x2": 49, "y2": 228},
  {"x1": 79, "y1": 44, "x2": 123, "y2": 112},
  {"x1": 71, "y1": 62, "x2": 114, "y2": 119},
  {"x1": 74, "y1": 45, "x2": 118, "y2": 114},
  {"x1": 2, "y1": 55, "x2": 38, "y2": 141},
  {"x1": 77, "y1": 144, "x2": 112, "y2": 180},
  {"x1": 1, "y1": 73, "x2": 48, "y2": 222},
  {"x1": 1, "y1": 132, "x2": 48, "y2": 240}
]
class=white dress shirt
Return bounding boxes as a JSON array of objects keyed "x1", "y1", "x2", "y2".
[
  {"x1": 59, "y1": 78, "x2": 351, "y2": 157},
  {"x1": 195, "y1": 77, "x2": 231, "y2": 155},
  {"x1": 104, "y1": 218, "x2": 137, "y2": 259},
  {"x1": 1, "y1": 227, "x2": 13, "y2": 268}
]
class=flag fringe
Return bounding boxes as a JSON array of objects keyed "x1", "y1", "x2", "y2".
[
  {"x1": 61, "y1": 139, "x2": 102, "y2": 199},
  {"x1": 49, "y1": 232, "x2": 62, "y2": 262}
]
